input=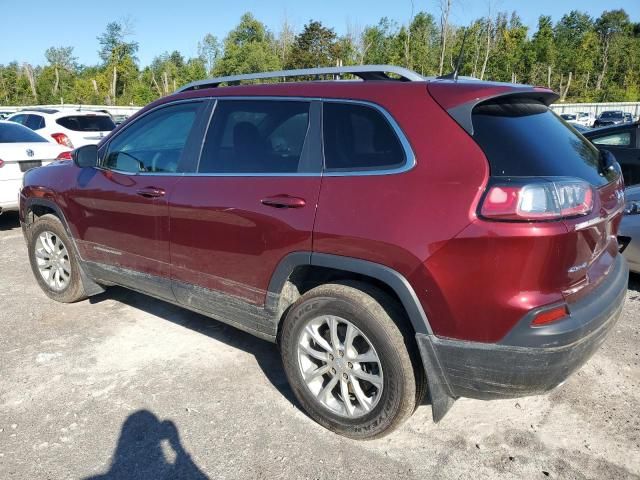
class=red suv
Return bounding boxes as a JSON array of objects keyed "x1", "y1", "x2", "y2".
[{"x1": 19, "y1": 66, "x2": 628, "y2": 439}]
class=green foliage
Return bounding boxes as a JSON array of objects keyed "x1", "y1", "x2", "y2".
[
  {"x1": 287, "y1": 21, "x2": 338, "y2": 69},
  {"x1": 1, "y1": 8, "x2": 639, "y2": 106}
]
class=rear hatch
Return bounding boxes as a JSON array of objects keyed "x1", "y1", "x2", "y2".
[
  {"x1": 55, "y1": 114, "x2": 116, "y2": 145},
  {"x1": 428, "y1": 80, "x2": 625, "y2": 303}
]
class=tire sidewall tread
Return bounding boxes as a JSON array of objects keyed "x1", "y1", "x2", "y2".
[
  {"x1": 27, "y1": 214, "x2": 86, "y2": 303},
  {"x1": 281, "y1": 282, "x2": 420, "y2": 439}
]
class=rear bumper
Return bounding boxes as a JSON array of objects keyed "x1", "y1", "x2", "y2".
[{"x1": 417, "y1": 255, "x2": 628, "y2": 416}]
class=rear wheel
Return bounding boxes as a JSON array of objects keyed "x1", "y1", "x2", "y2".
[
  {"x1": 27, "y1": 214, "x2": 87, "y2": 303},
  {"x1": 280, "y1": 282, "x2": 424, "y2": 439}
]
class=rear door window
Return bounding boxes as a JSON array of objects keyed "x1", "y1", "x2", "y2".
[
  {"x1": 199, "y1": 100, "x2": 311, "y2": 173},
  {"x1": 56, "y1": 115, "x2": 116, "y2": 132},
  {"x1": 25, "y1": 114, "x2": 45, "y2": 130},
  {"x1": 472, "y1": 99, "x2": 616, "y2": 186},
  {"x1": 322, "y1": 102, "x2": 406, "y2": 172}
]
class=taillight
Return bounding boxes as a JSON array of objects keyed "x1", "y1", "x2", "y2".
[
  {"x1": 56, "y1": 151, "x2": 72, "y2": 160},
  {"x1": 531, "y1": 304, "x2": 569, "y2": 326},
  {"x1": 51, "y1": 133, "x2": 74, "y2": 148},
  {"x1": 0, "y1": 158, "x2": 4, "y2": 168},
  {"x1": 480, "y1": 178, "x2": 593, "y2": 221}
]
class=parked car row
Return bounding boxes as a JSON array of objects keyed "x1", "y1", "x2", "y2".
[{"x1": 559, "y1": 110, "x2": 636, "y2": 129}]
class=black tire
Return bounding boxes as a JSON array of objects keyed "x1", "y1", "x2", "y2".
[
  {"x1": 27, "y1": 214, "x2": 87, "y2": 303},
  {"x1": 280, "y1": 281, "x2": 426, "y2": 439}
]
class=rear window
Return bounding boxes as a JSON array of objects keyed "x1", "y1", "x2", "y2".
[
  {"x1": 0, "y1": 122, "x2": 48, "y2": 142},
  {"x1": 600, "y1": 111, "x2": 622, "y2": 119},
  {"x1": 56, "y1": 115, "x2": 116, "y2": 132},
  {"x1": 472, "y1": 99, "x2": 614, "y2": 186}
]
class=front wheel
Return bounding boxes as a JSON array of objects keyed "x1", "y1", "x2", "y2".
[
  {"x1": 280, "y1": 282, "x2": 425, "y2": 439},
  {"x1": 27, "y1": 214, "x2": 87, "y2": 303}
]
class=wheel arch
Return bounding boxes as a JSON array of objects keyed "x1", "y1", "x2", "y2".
[
  {"x1": 22, "y1": 197, "x2": 104, "y2": 297},
  {"x1": 268, "y1": 252, "x2": 433, "y2": 337}
]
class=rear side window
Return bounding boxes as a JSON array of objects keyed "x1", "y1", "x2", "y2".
[
  {"x1": 199, "y1": 100, "x2": 310, "y2": 173},
  {"x1": 25, "y1": 115, "x2": 45, "y2": 130},
  {"x1": 323, "y1": 103, "x2": 405, "y2": 171},
  {"x1": 472, "y1": 99, "x2": 615, "y2": 186},
  {"x1": 592, "y1": 132, "x2": 632, "y2": 147},
  {"x1": 56, "y1": 115, "x2": 116, "y2": 132},
  {"x1": 0, "y1": 122, "x2": 48, "y2": 143}
]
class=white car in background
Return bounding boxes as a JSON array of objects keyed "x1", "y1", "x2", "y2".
[
  {"x1": 560, "y1": 112, "x2": 595, "y2": 128},
  {"x1": 6, "y1": 108, "x2": 116, "y2": 149},
  {"x1": 0, "y1": 121, "x2": 71, "y2": 213}
]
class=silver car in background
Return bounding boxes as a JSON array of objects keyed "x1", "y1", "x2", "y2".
[{"x1": 620, "y1": 185, "x2": 640, "y2": 273}]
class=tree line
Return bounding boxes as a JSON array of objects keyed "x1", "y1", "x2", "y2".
[{"x1": 1, "y1": 6, "x2": 639, "y2": 107}]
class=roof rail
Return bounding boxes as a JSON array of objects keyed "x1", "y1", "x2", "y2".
[{"x1": 176, "y1": 65, "x2": 425, "y2": 93}]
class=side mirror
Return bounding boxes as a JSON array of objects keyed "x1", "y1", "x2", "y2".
[{"x1": 73, "y1": 144, "x2": 99, "y2": 168}]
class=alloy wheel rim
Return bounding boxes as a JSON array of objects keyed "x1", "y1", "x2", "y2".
[
  {"x1": 297, "y1": 315, "x2": 384, "y2": 418},
  {"x1": 34, "y1": 231, "x2": 71, "y2": 291}
]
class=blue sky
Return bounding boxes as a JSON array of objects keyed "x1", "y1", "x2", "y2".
[{"x1": 2, "y1": 0, "x2": 639, "y2": 66}]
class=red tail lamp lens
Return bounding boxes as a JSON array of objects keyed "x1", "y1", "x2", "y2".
[
  {"x1": 56, "y1": 151, "x2": 72, "y2": 160},
  {"x1": 51, "y1": 133, "x2": 74, "y2": 148},
  {"x1": 531, "y1": 305, "x2": 569, "y2": 327}
]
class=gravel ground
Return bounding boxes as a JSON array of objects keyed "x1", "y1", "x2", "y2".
[{"x1": 0, "y1": 211, "x2": 639, "y2": 480}]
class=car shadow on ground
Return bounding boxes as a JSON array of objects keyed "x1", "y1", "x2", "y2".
[
  {"x1": 83, "y1": 409, "x2": 210, "y2": 480},
  {"x1": 89, "y1": 287, "x2": 299, "y2": 408},
  {"x1": 0, "y1": 211, "x2": 20, "y2": 231},
  {"x1": 629, "y1": 272, "x2": 640, "y2": 292}
]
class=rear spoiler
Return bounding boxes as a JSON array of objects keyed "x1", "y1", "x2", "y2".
[{"x1": 428, "y1": 83, "x2": 559, "y2": 136}]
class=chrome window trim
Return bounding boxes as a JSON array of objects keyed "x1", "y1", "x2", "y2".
[{"x1": 103, "y1": 96, "x2": 416, "y2": 178}]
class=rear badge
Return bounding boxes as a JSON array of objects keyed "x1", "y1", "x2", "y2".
[{"x1": 26, "y1": 149, "x2": 34, "y2": 157}]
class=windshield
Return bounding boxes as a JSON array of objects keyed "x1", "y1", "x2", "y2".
[
  {"x1": 56, "y1": 115, "x2": 116, "y2": 132},
  {"x1": 600, "y1": 112, "x2": 622, "y2": 119},
  {"x1": 0, "y1": 122, "x2": 48, "y2": 143},
  {"x1": 472, "y1": 99, "x2": 616, "y2": 187}
]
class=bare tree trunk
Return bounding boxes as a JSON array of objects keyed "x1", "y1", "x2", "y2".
[
  {"x1": 53, "y1": 66, "x2": 60, "y2": 96},
  {"x1": 404, "y1": 0, "x2": 415, "y2": 68},
  {"x1": 547, "y1": 65, "x2": 552, "y2": 88},
  {"x1": 561, "y1": 71, "x2": 572, "y2": 102},
  {"x1": 162, "y1": 71, "x2": 169, "y2": 95},
  {"x1": 91, "y1": 79, "x2": 98, "y2": 94},
  {"x1": 151, "y1": 72, "x2": 162, "y2": 96},
  {"x1": 584, "y1": 71, "x2": 590, "y2": 89},
  {"x1": 438, "y1": 0, "x2": 452, "y2": 76},
  {"x1": 595, "y1": 37, "x2": 609, "y2": 91},
  {"x1": 559, "y1": 73, "x2": 563, "y2": 95},
  {"x1": 23, "y1": 64, "x2": 38, "y2": 101},
  {"x1": 472, "y1": 29, "x2": 481, "y2": 78},
  {"x1": 111, "y1": 65, "x2": 117, "y2": 104},
  {"x1": 480, "y1": 18, "x2": 492, "y2": 80}
]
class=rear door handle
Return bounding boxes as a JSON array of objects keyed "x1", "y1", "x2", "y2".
[
  {"x1": 260, "y1": 195, "x2": 306, "y2": 209},
  {"x1": 136, "y1": 187, "x2": 166, "y2": 198}
]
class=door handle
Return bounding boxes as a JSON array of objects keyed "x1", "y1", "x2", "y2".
[
  {"x1": 260, "y1": 195, "x2": 306, "y2": 209},
  {"x1": 136, "y1": 187, "x2": 166, "y2": 198}
]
